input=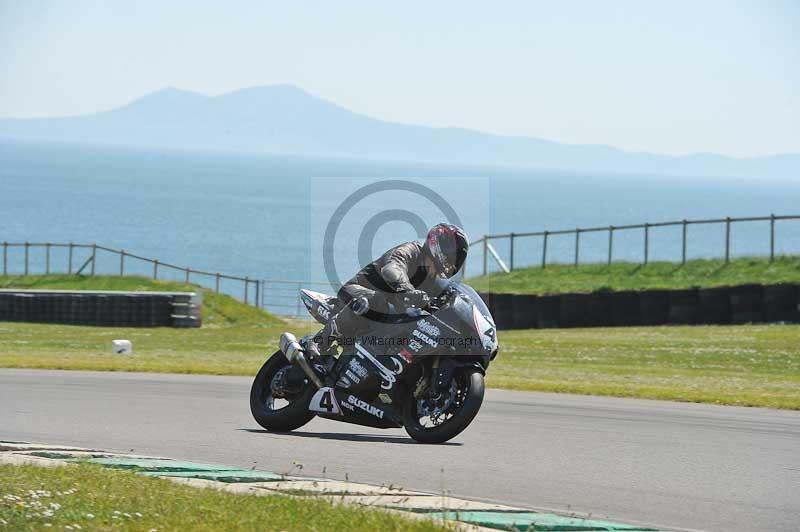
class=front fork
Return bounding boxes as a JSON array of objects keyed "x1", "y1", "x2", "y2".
[{"x1": 413, "y1": 355, "x2": 440, "y2": 399}]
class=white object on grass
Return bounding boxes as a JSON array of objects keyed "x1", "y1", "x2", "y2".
[{"x1": 111, "y1": 339, "x2": 132, "y2": 355}]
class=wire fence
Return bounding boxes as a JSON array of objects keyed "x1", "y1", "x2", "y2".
[
  {"x1": 0, "y1": 241, "x2": 341, "y2": 318},
  {"x1": 469, "y1": 213, "x2": 800, "y2": 275},
  {"x1": 6, "y1": 213, "x2": 798, "y2": 318},
  {"x1": 0, "y1": 241, "x2": 266, "y2": 304}
]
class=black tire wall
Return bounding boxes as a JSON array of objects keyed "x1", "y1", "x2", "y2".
[
  {"x1": 763, "y1": 284, "x2": 799, "y2": 323},
  {"x1": 698, "y1": 287, "x2": 731, "y2": 324},
  {"x1": 536, "y1": 295, "x2": 561, "y2": 329},
  {"x1": 511, "y1": 294, "x2": 538, "y2": 329},
  {"x1": 483, "y1": 283, "x2": 798, "y2": 330},
  {"x1": 669, "y1": 289, "x2": 699, "y2": 325},
  {"x1": 730, "y1": 284, "x2": 763, "y2": 324},
  {"x1": 560, "y1": 293, "x2": 588, "y2": 327},
  {"x1": 585, "y1": 292, "x2": 613, "y2": 327},
  {"x1": 492, "y1": 293, "x2": 515, "y2": 330},
  {"x1": 0, "y1": 290, "x2": 201, "y2": 328},
  {"x1": 640, "y1": 290, "x2": 670, "y2": 325},
  {"x1": 611, "y1": 291, "x2": 641, "y2": 326}
]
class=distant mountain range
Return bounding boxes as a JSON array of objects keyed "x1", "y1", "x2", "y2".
[{"x1": 1, "y1": 84, "x2": 797, "y2": 178}]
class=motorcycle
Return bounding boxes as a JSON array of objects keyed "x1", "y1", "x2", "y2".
[{"x1": 249, "y1": 281, "x2": 498, "y2": 444}]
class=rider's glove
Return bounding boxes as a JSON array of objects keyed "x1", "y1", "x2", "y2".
[{"x1": 400, "y1": 289, "x2": 430, "y2": 309}]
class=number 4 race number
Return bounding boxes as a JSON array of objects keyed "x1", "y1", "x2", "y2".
[{"x1": 309, "y1": 387, "x2": 342, "y2": 415}]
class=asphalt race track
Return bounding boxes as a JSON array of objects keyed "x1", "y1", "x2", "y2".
[{"x1": 1, "y1": 369, "x2": 798, "y2": 531}]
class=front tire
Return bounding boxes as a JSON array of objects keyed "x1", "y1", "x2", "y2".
[
  {"x1": 250, "y1": 350, "x2": 316, "y2": 432},
  {"x1": 402, "y1": 368, "x2": 484, "y2": 444}
]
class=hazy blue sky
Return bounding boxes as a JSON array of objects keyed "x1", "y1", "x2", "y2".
[{"x1": 1, "y1": 1, "x2": 797, "y2": 157}]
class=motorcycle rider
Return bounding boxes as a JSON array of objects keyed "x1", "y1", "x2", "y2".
[{"x1": 309, "y1": 223, "x2": 469, "y2": 356}]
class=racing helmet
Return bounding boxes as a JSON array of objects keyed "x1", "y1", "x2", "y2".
[{"x1": 425, "y1": 223, "x2": 468, "y2": 277}]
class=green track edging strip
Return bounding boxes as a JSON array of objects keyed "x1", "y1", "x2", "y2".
[
  {"x1": 139, "y1": 470, "x2": 284, "y2": 482},
  {"x1": 2, "y1": 444, "x2": 663, "y2": 531},
  {"x1": 427, "y1": 511, "x2": 658, "y2": 531}
]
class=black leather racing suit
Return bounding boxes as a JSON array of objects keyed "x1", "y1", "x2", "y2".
[{"x1": 320, "y1": 241, "x2": 440, "y2": 346}]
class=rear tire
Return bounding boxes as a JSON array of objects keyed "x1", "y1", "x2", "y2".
[
  {"x1": 250, "y1": 350, "x2": 316, "y2": 432},
  {"x1": 403, "y1": 368, "x2": 484, "y2": 444}
]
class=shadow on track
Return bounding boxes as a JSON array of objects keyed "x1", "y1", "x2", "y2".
[{"x1": 238, "y1": 428, "x2": 461, "y2": 446}]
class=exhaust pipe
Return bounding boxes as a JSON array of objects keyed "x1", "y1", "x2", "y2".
[{"x1": 279, "y1": 332, "x2": 323, "y2": 389}]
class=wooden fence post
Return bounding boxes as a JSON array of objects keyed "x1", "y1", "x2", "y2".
[
  {"x1": 90, "y1": 244, "x2": 96, "y2": 276},
  {"x1": 574, "y1": 229, "x2": 580, "y2": 267},
  {"x1": 184, "y1": 268, "x2": 190, "y2": 284},
  {"x1": 607, "y1": 226, "x2": 614, "y2": 265},
  {"x1": 153, "y1": 260, "x2": 159, "y2": 280},
  {"x1": 643, "y1": 224, "x2": 650, "y2": 265},
  {"x1": 119, "y1": 250, "x2": 125, "y2": 276},
  {"x1": 215, "y1": 273, "x2": 220, "y2": 293}
]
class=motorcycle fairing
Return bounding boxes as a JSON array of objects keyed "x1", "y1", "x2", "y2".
[
  {"x1": 315, "y1": 386, "x2": 402, "y2": 429},
  {"x1": 309, "y1": 387, "x2": 343, "y2": 415},
  {"x1": 300, "y1": 289, "x2": 336, "y2": 325}
]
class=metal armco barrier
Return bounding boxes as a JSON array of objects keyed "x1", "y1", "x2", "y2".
[
  {"x1": 477, "y1": 283, "x2": 800, "y2": 330},
  {"x1": 0, "y1": 289, "x2": 202, "y2": 328}
]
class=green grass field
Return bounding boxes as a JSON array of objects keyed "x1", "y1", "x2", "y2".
[
  {"x1": 1, "y1": 275, "x2": 798, "y2": 409},
  {"x1": 0, "y1": 463, "x2": 445, "y2": 531},
  {"x1": 468, "y1": 256, "x2": 800, "y2": 294}
]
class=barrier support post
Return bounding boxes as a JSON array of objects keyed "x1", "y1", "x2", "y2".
[
  {"x1": 607, "y1": 226, "x2": 614, "y2": 266},
  {"x1": 482, "y1": 238, "x2": 488, "y2": 275},
  {"x1": 770, "y1": 214, "x2": 775, "y2": 262},
  {"x1": 542, "y1": 231, "x2": 549, "y2": 269},
  {"x1": 509, "y1": 233, "x2": 515, "y2": 271},
  {"x1": 725, "y1": 217, "x2": 731, "y2": 263},
  {"x1": 682, "y1": 220, "x2": 688, "y2": 264}
]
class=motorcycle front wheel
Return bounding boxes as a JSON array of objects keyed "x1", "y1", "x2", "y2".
[
  {"x1": 402, "y1": 367, "x2": 484, "y2": 444},
  {"x1": 250, "y1": 350, "x2": 316, "y2": 432}
]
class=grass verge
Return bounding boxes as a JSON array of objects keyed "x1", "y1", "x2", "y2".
[
  {"x1": 468, "y1": 256, "x2": 800, "y2": 294},
  {"x1": 0, "y1": 463, "x2": 445, "y2": 531},
  {"x1": 492, "y1": 324, "x2": 800, "y2": 409},
  {"x1": 0, "y1": 321, "x2": 797, "y2": 408}
]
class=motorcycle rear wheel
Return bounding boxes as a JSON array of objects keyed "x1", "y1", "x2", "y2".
[
  {"x1": 250, "y1": 350, "x2": 316, "y2": 432},
  {"x1": 402, "y1": 367, "x2": 484, "y2": 444}
]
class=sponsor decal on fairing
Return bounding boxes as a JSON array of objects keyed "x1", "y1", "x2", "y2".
[
  {"x1": 347, "y1": 395, "x2": 385, "y2": 419},
  {"x1": 354, "y1": 343, "x2": 397, "y2": 390}
]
